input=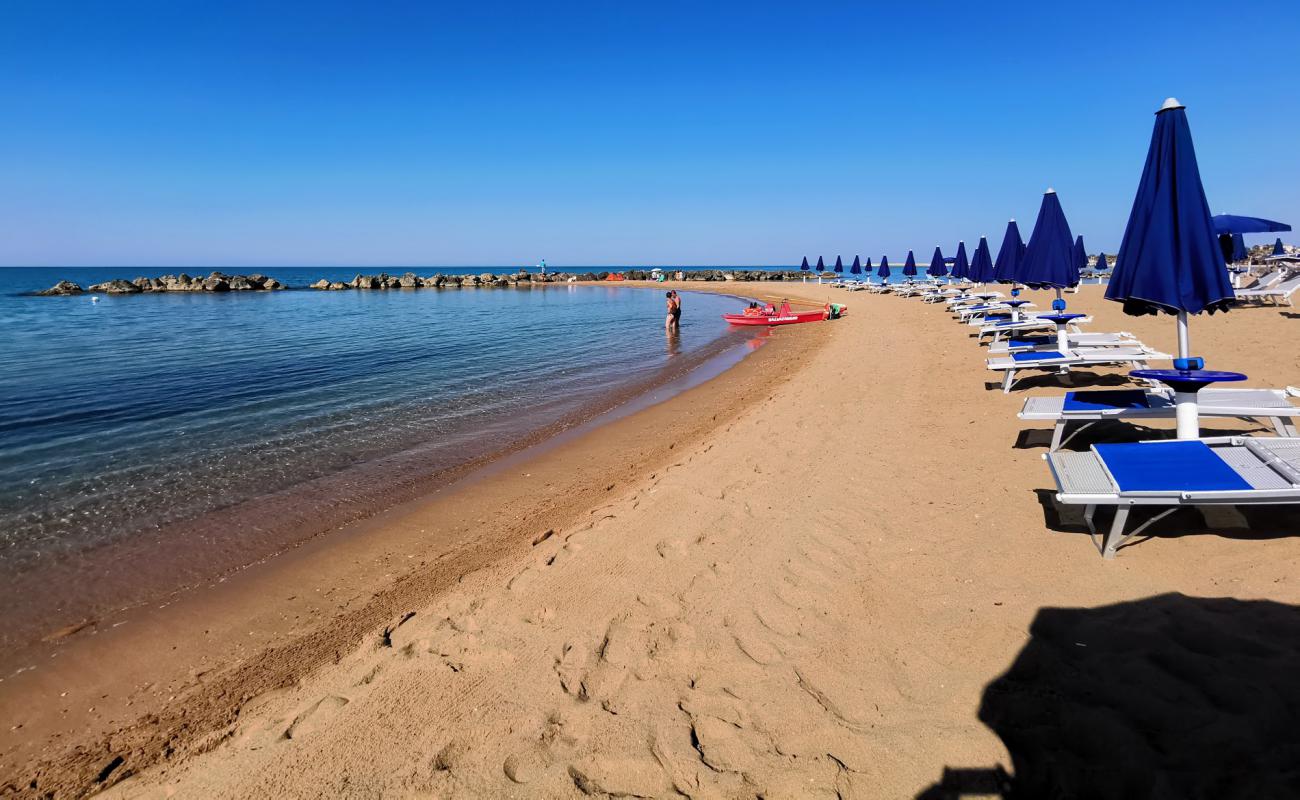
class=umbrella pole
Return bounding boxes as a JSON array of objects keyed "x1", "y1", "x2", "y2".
[
  {"x1": 1176, "y1": 311, "x2": 1190, "y2": 359},
  {"x1": 1173, "y1": 310, "x2": 1199, "y2": 439}
]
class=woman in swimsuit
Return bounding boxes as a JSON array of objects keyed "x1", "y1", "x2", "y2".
[{"x1": 665, "y1": 290, "x2": 681, "y2": 331}]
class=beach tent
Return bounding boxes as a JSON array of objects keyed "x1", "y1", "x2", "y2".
[
  {"x1": 849, "y1": 255, "x2": 862, "y2": 275},
  {"x1": 877, "y1": 256, "x2": 891, "y2": 282},
  {"x1": 969, "y1": 236, "x2": 996, "y2": 283},
  {"x1": 1106, "y1": 98, "x2": 1235, "y2": 438},
  {"x1": 927, "y1": 246, "x2": 948, "y2": 278},
  {"x1": 834, "y1": 256, "x2": 844, "y2": 274},
  {"x1": 952, "y1": 241, "x2": 970, "y2": 281},
  {"x1": 993, "y1": 219, "x2": 1024, "y2": 284},
  {"x1": 1019, "y1": 189, "x2": 1078, "y2": 303},
  {"x1": 903, "y1": 251, "x2": 918, "y2": 277}
]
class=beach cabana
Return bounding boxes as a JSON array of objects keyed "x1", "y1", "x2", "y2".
[
  {"x1": 1105, "y1": 97, "x2": 1237, "y2": 439},
  {"x1": 927, "y1": 246, "x2": 948, "y2": 279},
  {"x1": 993, "y1": 219, "x2": 1023, "y2": 285},
  {"x1": 902, "y1": 251, "x2": 918, "y2": 278},
  {"x1": 969, "y1": 237, "x2": 996, "y2": 283},
  {"x1": 850, "y1": 255, "x2": 862, "y2": 275},
  {"x1": 952, "y1": 241, "x2": 970, "y2": 282}
]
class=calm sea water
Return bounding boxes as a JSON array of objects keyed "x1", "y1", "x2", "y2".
[{"x1": 0, "y1": 267, "x2": 759, "y2": 634}]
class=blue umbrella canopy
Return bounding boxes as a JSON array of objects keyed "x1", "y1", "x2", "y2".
[
  {"x1": 800, "y1": 256, "x2": 809, "y2": 272},
  {"x1": 1019, "y1": 189, "x2": 1078, "y2": 289},
  {"x1": 1106, "y1": 98, "x2": 1234, "y2": 319},
  {"x1": 1073, "y1": 235, "x2": 1088, "y2": 272},
  {"x1": 952, "y1": 241, "x2": 970, "y2": 280},
  {"x1": 993, "y1": 219, "x2": 1023, "y2": 284},
  {"x1": 968, "y1": 237, "x2": 995, "y2": 282},
  {"x1": 927, "y1": 246, "x2": 948, "y2": 277},
  {"x1": 849, "y1": 255, "x2": 862, "y2": 275},
  {"x1": 1230, "y1": 233, "x2": 1247, "y2": 262},
  {"x1": 864, "y1": 257, "x2": 873, "y2": 274},
  {"x1": 1211, "y1": 214, "x2": 1291, "y2": 234},
  {"x1": 877, "y1": 256, "x2": 891, "y2": 279},
  {"x1": 815, "y1": 256, "x2": 825, "y2": 273},
  {"x1": 1274, "y1": 238, "x2": 1285, "y2": 256},
  {"x1": 1095, "y1": 252, "x2": 1109, "y2": 271},
  {"x1": 902, "y1": 250, "x2": 917, "y2": 276},
  {"x1": 834, "y1": 255, "x2": 844, "y2": 273}
]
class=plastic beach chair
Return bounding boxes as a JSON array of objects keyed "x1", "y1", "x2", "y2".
[
  {"x1": 1235, "y1": 274, "x2": 1300, "y2": 306},
  {"x1": 1021, "y1": 387, "x2": 1300, "y2": 450},
  {"x1": 985, "y1": 347, "x2": 1170, "y2": 393},
  {"x1": 1044, "y1": 436, "x2": 1300, "y2": 557}
]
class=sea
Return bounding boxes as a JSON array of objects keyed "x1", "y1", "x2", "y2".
[{"x1": 0, "y1": 266, "x2": 773, "y2": 648}]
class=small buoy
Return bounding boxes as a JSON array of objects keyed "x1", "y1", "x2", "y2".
[{"x1": 91, "y1": 296, "x2": 100, "y2": 303}]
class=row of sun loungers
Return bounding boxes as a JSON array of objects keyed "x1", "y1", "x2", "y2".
[{"x1": 882, "y1": 280, "x2": 1300, "y2": 558}]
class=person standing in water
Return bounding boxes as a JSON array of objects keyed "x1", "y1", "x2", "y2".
[{"x1": 665, "y1": 290, "x2": 681, "y2": 331}]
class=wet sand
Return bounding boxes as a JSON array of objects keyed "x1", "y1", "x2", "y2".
[{"x1": 5, "y1": 282, "x2": 1300, "y2": 798}]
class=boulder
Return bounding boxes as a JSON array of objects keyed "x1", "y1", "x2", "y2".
[
  {"x1": 131, "y1": 276, "x2": 152, "y2": 290},
  {"x1": 203, "y1": 276, "x2": 230, "y2": 292},
  {"x1": 37, "y1": 280, "x2": 83, "y2": 296},
  {"x1": 399, "y1": 272, "x2": 420, "y2": 288},
  {"x1": 479, "y1": 272, "x2": 495, "y2": 284},
  {"x1": 461, "y1": 275, "x2": 479, "y2": 287},
  {"x1": 88, "y1": 279, "x2": 143, "y2": 294},
  {"x1": 310, "y1": 279, "x2": 331, "y2": 290},
  {"x1": 263, "y1": 277, "x2": 283, "y2": 290},
  {"x1": 228, "y1": 276, "x2": 253, "y2": 290},
  {"x1": 328, "y1": 281, "x2": 348, "y2": 290}
]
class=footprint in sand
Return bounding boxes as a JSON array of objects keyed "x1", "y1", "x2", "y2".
[{"x1": 283, "y1": 695, "x2": 349, "y2": 740}]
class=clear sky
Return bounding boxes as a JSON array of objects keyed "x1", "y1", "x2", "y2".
[{"x1": 2, "y1": 0, "x2": 1297, "y2": 267}]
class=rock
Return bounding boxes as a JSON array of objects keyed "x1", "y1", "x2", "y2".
[
  {"x1": 37, "y1": 280, "x2": 84, "y2": 296},
  {"x1": 131, "y1": 276, "x2": 152, "y2": 290},
  {"x1": 328, "y1": 281, "x2": 348, "y2": 290},
  {"x1": 263, "y1": 278, "x2": 283, "y2": 290},
  {"x1": 310, "y1": 279, "x2": 331, "y2": 290},
  {"x1": 88, "y1": 279, "x2": 142, "y2": 294},
  {"x1": 399, "y1": 272, "x2": 419, "y2": 288},
  {"x1": 228, "y1": 276, "x2": 253, "y2": 290},
  {"x1": 461, "y1": 275, "x2": 479, "y2": 287},
  {"x1": 203, "y1": 276, "x2": 230, "y2": 292}
]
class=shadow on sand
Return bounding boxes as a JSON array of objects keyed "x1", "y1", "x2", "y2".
[
  {"x1": 916, "y1": 594, "x2": 1300, "y2": 799},
  {"x1": 983, "y1": 372, "x2": 1133, "y2": 394}
]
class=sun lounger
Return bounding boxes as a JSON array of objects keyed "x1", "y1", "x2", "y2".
[
  {"x1": 1235, "y1": 274, "x2": 1300, "y2": 306},
  {"x1": 1021, "y1": 387, "x2": 1300, "y2": 450},
  {"x1": 976, "y1": 316, "x2": 1093, "y2": 342},
  {"x1": 988, "y1": 332, "x2": 1137, "y2": 355},
  {"x1": 986, "y1": 346, "x2": 1170, "y2": 393},
  {"x1": 1238, "y1": 268, "x2": 1288, "y2": 291},
  {"x1": 1045, "y1": 436, "x2": 1300, "y2": 557}
]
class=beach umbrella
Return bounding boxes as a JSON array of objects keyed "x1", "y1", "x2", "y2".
[
  {"x1": 993, "y1": 219, "x2": 1024, "y2": 285},
  {"x1": 969, "y1": 236, "x2": 996, "y2": 283},
  {"x1": 926, "y1": 246, "x2": 948, "y2": 278},
  {"x1": 1019, "y1": 188, "x2": 1078, "y2": 297},
  {"x1": 952, "y1": 241, "x2": 970, "y2": 281},
  {"x1": 902, "y1": 250, "x2": 917, "y2": 277},
  {"x1": 834, "y1": 255, "x2": 844, "y2": 274},
  {"x1": 849, "y1": 255, "x2": 862, "y2": 275},
  {"x1": 1273, "y1": 238, "x2": 1285, "y2": 256},
  {"x1": 815, "y1": 256, "x2": 825, "y2": 273},
  {"x1": 1095, "y1": 252, "x2": 1109, "y2": 271},
  {"x1": 800, "y1": 256, "x2": 810, "y2": 274},
  {"x1": 877, "y1": 256, "x2": 891, "y2": 281},
  {"x1": 1106, "y1": 98, "x2": 1237, "y2": 439},
  {"x1": 1211, "y1": 214, "x2": 1291, "y2": 234},
  {"x1": 1073, "y1": 235, "x2": 1088, "y2": 273},
  {"x1": 1230, "y1": 233, "x2": 1248, "y2": 263}
]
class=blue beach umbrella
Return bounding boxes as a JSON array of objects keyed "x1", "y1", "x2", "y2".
[
  {"x1": 952, "y1": 241, "x2": 970, "y2": 281},
  {"x1": 1095, "y1": 252, "x2": 1109, "y2": 271},
  {"x1": 1106, "y1": 98, "x2": 1237, "y2": 438},
  {"x1": 815, "y1": 256, "x2": 825, "y2": 273},
  {"x1": 1230, "y1": 233, "x2": 1247, "y2": 263},
  {"x1": 902, "y1": 250, "x2": 917, "y2": 277},
  {"x1": 864, "y1": 257, "x2": 873, "y2": 275},
  {"x1": 1211, "y1": 214, "x2": 1291, "y2": 234},
  {"x1": 927, "y1": 246, "x2": 948, "y2": 278},
  {"x1": 969, "y1": 236, "x2": 996, "y2": 283},
  {"x1": 1019, "y1": 188, "x2": 1078, "y2": 299},
  {"x1": 800, "y1": 256, "x2": 810, "y2": 273},
  {"x1": 877, "y1": 256, "x2": 891, "y2": 281},
  {"x1": 1073, "y1": 235, "x2": 1088, "y2": 273},
  {"x1": 1273, "y1": 238, "x2": 1285, "y2": 256},
  {"x1": 849, "y1": 255, "x2": 862, "y2": 275},
  {"x1": 993, "y1": 219, "x2": 1023, "y2": 284},
  {"x1": 834, "y1": 255, "x2": 844, "y2": 274}
]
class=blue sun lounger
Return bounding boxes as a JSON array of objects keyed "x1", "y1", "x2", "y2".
[
  {"x1": 1045, "y1": 437, "x2": 1300, "y2": 557},
  {"x1": 986, "y1": 347, "x2": 1169, "y2": 393}
]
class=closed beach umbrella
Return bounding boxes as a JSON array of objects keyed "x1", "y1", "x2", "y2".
[
  {"x1": 1230, "y1": 233, "x2": 1247, "y2": 263},
  {"x1": 800, "y1": 256, "x2": 810, "y2": 273},
  {"x1": 993, "y1": 219, "x2": 1024, "y2": 284},
  {"x1": 849, "y1": 255, "x2": 862, "y2": 275},
  {"x1": 1273, "y1": 238, "x2": 1285, "y2": 256},
  {"x1": 903, "y1": 250, "x2": 917, "y2": 277},
  {"x1": 877, "y1": 256, "x2": 891, "y2": 280},
  {"x1": 952, "y1": 241, "x2": 970, "y2": 281},
  {"x1": 1095, "y1": 252, "x2": 1109, "y2": 271},
  {"x1": 864, "y1": 257, "x2": 873, "y2": 275},
  {"x1": 1106, "y1": 98, "x2": 1236, "y2": 438},
  {"x1": 834, "y1": 255, "x2": 844, "y2": 274},
  {"x1": 969, "y1": 236, "x2": 996, "y2": 283},
  {"x1": 1019, "y1": 188, "x2": 1078, "y2": 296},
  {"x1": 927, "y1": 246, "x2": 948, "y2": 278},
  {"x1": 815, "y1": 256, "x2": 825, "y2": 273},
  {"x1": 1073, "y1": 235, "x2": 1088, "y2": 273}
]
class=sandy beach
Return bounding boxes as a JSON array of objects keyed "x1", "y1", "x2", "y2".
[{"x1": 5, "y1": 282, "x2": 1300, "y2": 798}]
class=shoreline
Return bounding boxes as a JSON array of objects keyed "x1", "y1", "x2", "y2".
[{"x1": 0, "y1": 283, "x2": 832, "y2": 797}]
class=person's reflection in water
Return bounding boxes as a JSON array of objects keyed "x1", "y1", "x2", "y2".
[{"x1": 665, "y1": 326, "x2": 682, "y2": 357}]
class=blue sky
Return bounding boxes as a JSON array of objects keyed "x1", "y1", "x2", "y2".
[{"x1": 2, "y1": 0, "x2": 1297, "y2": 267}]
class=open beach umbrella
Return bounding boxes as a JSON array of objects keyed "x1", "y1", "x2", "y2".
[
  {"x1": 849, "y1": 255, "x2": 862, "y2": 275},
  {"x1": 877, "y1": 256, "x2": 891, "y2": 281},
  {"x1": 927, "y1": 246, "x2": 948, "y2": 278},
  {"x1": 800, "y1": 256, "x2": 810, "y2": 274},
  {"x1": 834, "y1": 255, "x2": 844, "y2": 274},
  {"x1": 952, "y1": 241, "x2": 970, "y2": 281},
  {"x1": 1106, "y1": 98, "x2": 1236, "y2": 438},
  {"x1": 1211, "y1": 214, "x2": 1291, "y2": 235},
  {"x1": 1073, "y1": 235, "x2": 1088, "y2": 273},
  {"x1": 902, "y1": 251, "x2": 917, "y2": 277},
  {"x1": 993, "y1": 219, "x2": 1023, "y2": 284},
  {"x1": 1019, "y1": 188, "x2": 1078, "y2": 298},
  {"x1": 1274, "y1": 238, "x2": 1286, "y2": 256},
  {"x1": 969, "y1": 236, "x2": 996, "y2": 283}
]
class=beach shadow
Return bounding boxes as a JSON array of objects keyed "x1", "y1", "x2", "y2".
[
  {"x1": 914, "y1": 766, "x2": 1012, "y2": 799},
  {"x1": 1012, "y1": 428, "x2": 1054, "y2": 449},
  {"x1": 984, "y1": 372, "x2": 1133, "y2": 394},
  {"x1": 958, "y1": 594, "x2": 1300, "y2": 799},
  {"x1": 1280, "y1": 312, "x2": 1300, "y2": 320}
]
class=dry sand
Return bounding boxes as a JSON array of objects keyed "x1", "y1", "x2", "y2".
[{"x1": 5, "y1": 282, "x2": 1300, "y2": 798}]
